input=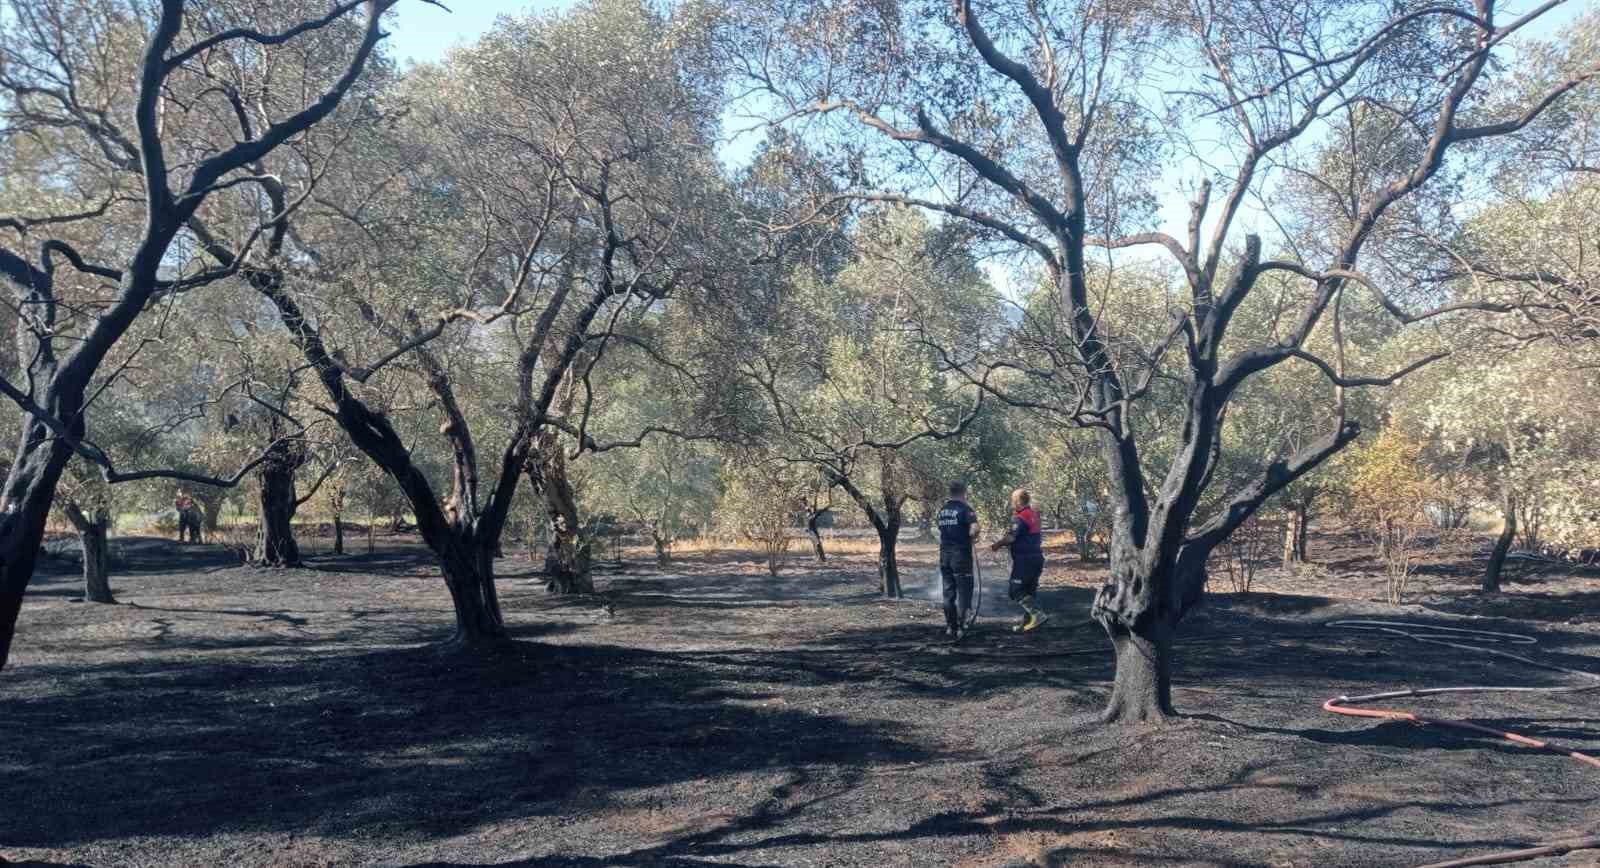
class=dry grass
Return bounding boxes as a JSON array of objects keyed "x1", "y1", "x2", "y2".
[{"x1": 662, "y1": 530, "x2": 1092, "y2": 560}]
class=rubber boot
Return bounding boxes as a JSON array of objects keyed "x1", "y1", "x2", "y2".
[
  {"x1": 1014, "y1": 596, "x2": 1050, "y2": 632},
  {"x1": 1012, "y1": 596, "x2": 1034, "y2": 633},
  {"x1": 1022, "y1": 596, "x2": 1050, "y2": 632}
]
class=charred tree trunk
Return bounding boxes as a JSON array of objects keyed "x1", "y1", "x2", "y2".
[
  {"x1": 329, "y1": 482, "x2": 346, "y2": 556},
  {"x1": 876, "y1": 518, "x2": 902, "y2": 598},
  {"x1": 1101, "y1": 620, "x2": 1174, "y2": 723},
  {"x1": 1091, "y1": 550, "x2": 1195, "y2": 724},
  {"x1": 64, "y1": 501, "x2": 114, "y2": 604},
  {"x1": 0, "y1": 391, "x2": 85, "y2": 668},
  {"x1": 652, "y1": 528, "x2": 671, "y2": 566},
  {"x1": 832, "y1": 466, "x2": 907, "y2": 599},
  {"x1": 806, "y1": 510, "x2": 827, "y2": 563},
  {"x1": 530, "y1": 437, "x2": 592, "y2": 595},
  {"x1": 439, "y1": 539, "x2": 505, "y2": 649},
  {"x1": 1484, "y1": 489, "x2": 1517, "y2": 594},
  {"x1": 253, "y1": 439, "x2": 303, "y2": 567}
]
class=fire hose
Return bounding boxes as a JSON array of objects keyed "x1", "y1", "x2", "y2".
[
  {"x1": 1321, "y1": 620, "x2": 1600, "y2": 867},
  {"x1": 964, "y1": 543, "x2": 984, "y2": 628}
]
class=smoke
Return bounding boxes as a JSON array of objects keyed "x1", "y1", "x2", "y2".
[
  {"x1": 909, "y1": 557, "x2": 1000, "y2": 612},
  {"x1": 912, "y1": 568, "x2": 944, "y2": 602}
]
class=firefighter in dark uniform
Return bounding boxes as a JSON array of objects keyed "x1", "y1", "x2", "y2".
[
  {"x1": 991, "y1": 487, "x2": 1049, "y2": 632},
  {"x1": 936, "y1": 481, "x2": 979, "y2": 641}
]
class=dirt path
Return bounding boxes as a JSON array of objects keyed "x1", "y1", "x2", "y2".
[{"x1": 2, "y1": 536, "x2": 1597, "y2": 867}]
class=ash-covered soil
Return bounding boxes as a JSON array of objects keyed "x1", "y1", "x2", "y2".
[{"x1": 2, "y1": 531, "x2": 1597, "y2": 867}]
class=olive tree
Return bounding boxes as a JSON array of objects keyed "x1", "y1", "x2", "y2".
[
  {"x1": 737, "y1": 208, "x2": 988, "y2": 597},
  {"x1": 220, "y1": 0, "x2": 731, "y2": 647},
  {"x1": 0, "y1": 0, "x2": 407, "y2": 668},
  {"x1": 736, "y1": 0, "x2": 1600, "y2": 722}
]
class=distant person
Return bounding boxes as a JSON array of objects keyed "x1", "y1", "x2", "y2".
[
  {"x1": 174, "y1": 491, "x2": 202, "y2": 544},
  {"x1": 936, "y1": 481, "x2": 979, "y2": 642},
  {"x1": 992, "y1": 487, "x2": 1049, "y2": 632}
]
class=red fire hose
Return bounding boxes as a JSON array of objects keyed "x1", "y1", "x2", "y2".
[{"x1": 1321, "y1": 620, "x2": 1600, "y2": 867}]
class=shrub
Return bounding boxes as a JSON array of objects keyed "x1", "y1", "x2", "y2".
[{"x1": 1349, "y1": 429, "x2": 1435, "y2": 605}]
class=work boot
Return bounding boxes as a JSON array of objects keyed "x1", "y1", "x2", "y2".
[
  {"x1": 1022, "y1": 611, "x2": 1051, "y2": 632},
  {"x1": 1011, "y1": 596, "x2": 1035, "y2": 632},
  {"x1": 945, "y1": 625, "x2": 956, "y2": 639}
]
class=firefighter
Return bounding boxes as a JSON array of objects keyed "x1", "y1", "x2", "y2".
[
  {"x1": 992, "y1": 487, "x2": 1049, "y2": 632},
  {"x1": 935, "y1": 481, "x2": 979, "y2": 641}
]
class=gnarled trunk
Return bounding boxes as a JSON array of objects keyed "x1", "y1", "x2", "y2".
[
  {"x1": 530, "y1": 437, "x2": 592, "y2": 595},
  {"x1": 253, "y1": 439, "x2": 303, "y2": 567},
  {"x1": 0, "y1": 394, "x2": 85, "y2": 668},
  {"x1": 1091, "y1": 540, "x2": 1211, "y2": 724},
  {"x1": 876, "y1": 520, "x2": 901, "y2": 598},
  {"x1": 439, "y1": 538, "x2": 505, "y2": 648},
  {"x1": 806, "y1": 510, "x2": 827, "y2": 563},
  {"x1": 651, "y1": 528, "x2": 671, "y2": 566},
  {"x1": 197, "y1": 490, "x2": 224, "y2": 533},
  {"x1": 64, "y1": 501, "x2": 114, "y2": 604},
  {"x1": 1484, "y1": 489, "x2": 1516, "y2": 594},
  {"x1": 1101, "y1": 621, "x2": 1174, "y2": 723}
]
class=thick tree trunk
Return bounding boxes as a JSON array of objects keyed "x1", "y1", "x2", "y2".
[
  {"x1": 253, "y1": 445, "x2": 302, "y2": 567},
  {"x1": 1100, "y1": 622, "x2": 1174, "y2": 723},
  {"x1": 65, "y1": 502, "x2": 114, "y2": 605},
  {"x1": 81, "y1": 521, "x2": 112, "y2": 604},
  {"x1": 877, "y1": 523, "x2": 902, "y2": 598},
  {"x1": 439, "y1": 541, "x2": 506, "y2": 648},
  {"x1": 0, "y1": 399, "x2": 83, "y2": 668},
  {"x1": 333, "y1": 516, "x2": 345, "y2": 556},
  {"x1": 197, "y1": 491, "x2": 223, "y2": 533},
  {"x1": 1484, "y1": 490, "x2": 1517, "y2": 594},
  {"x1": 806, "y1": 510, "x2": 827, "y2": 563},
  {"x1": 1092, "y1": 551, "x2": 1201, "y2": 725}
]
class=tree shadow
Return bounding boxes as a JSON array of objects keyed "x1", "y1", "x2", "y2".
[
  {"x1": 8, "y1": 544, "x2": 1599, "y2": 865},
  {"x1": 396, "y1": 764, "x2": 1582, "y2": 867},
  {"x1": 0, "y1": 641, "x2": 930, "y2": 850}
]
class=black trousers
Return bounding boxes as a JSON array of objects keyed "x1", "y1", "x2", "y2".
[
  {"x1": 940, "y1": 546, "x2": 974, "y2": 630},
  {"x1": 1009, "y1": 553, "x2": 1044, "y2": 602}
]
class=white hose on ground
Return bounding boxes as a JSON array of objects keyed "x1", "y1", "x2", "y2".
[{"x1": 1322, "y1": 619, "x2": 1600, "y2": 868}]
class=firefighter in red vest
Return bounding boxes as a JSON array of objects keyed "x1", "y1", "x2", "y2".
[{"x1": 991, "y1": 487, "x2": 1050, "y2": 632}]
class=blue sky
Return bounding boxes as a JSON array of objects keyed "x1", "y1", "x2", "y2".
[
  {"x1": 386, "y1": 2, "x2": 547, "y2": 66},
  {"x1": 383, "y1": 0, "x2": 1589, "y2": 280}
]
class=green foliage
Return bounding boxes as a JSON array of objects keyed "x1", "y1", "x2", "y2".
[{"x1": 716, "y1": 461, "x2": 807, "y2": 575}]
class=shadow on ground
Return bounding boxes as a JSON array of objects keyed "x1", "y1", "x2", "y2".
[
  {"x1": 1, "y1": 639, "x2": 928, "y2": 849},
  {"x1": 5, "y1": 538, "x2": 1599, "y2": 867}
]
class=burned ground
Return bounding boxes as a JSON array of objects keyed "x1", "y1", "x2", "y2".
[{"x1": 2, "y1": 531, "x2": 1597, "y2": 867}]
